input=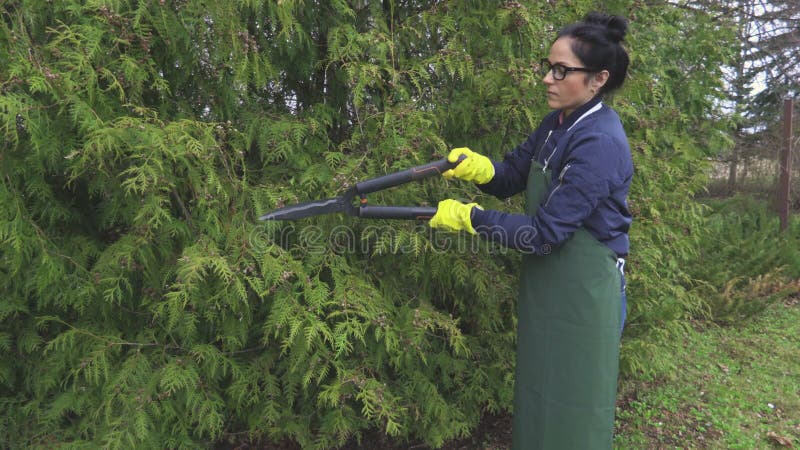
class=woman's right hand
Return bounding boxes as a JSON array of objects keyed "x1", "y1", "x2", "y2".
[{"x1": 442, "y1": 147, "x2": 495, "y2": 184}]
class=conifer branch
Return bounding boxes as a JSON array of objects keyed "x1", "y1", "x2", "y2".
[
  {"x1": 170, "y1": 188, "x2": 194, "y2": 230},
  {"x1": 41, "y1": 316, "x2": 178, "y2": 350}
]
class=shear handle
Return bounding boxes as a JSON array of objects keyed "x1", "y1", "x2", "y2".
[
  {"x1": 355, "y1": 155, "x2": 466, "y2": 195},
  {"x1": 358, "y1": 206, "x2": 437, "y2": 220}
]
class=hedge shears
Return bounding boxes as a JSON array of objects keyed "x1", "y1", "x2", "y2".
[{"x1": 259, "y1": 156, "x2": 465, "y2": 221}]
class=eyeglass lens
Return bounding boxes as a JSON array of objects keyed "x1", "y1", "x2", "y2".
[{"x1": 541, "y1": 60, "x2": 567, "y2": 80}]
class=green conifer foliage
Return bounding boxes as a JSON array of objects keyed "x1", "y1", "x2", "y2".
[
  {"x1": 1, "y1": 1, "x2": 734, "y2": 447},
  {"x1": 615, "y1": 5, "x2": 736, "y2": 375}
]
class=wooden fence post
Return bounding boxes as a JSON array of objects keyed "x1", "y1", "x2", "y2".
[{"x1": 778, "y1": 97, "x2": 793, "y2": 231}]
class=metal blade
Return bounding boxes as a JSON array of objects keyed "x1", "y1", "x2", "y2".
[{"x1": 259, "y1": 197, "x2": 350, "y2": 221}]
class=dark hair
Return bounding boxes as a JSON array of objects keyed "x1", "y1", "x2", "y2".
[{"x1": 556, "y1": 12, "x2": 629, "y2": 95}]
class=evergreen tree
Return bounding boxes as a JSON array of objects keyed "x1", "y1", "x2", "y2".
[{"x1": 1, "y1": 1, "x2": 735, "y2": 447}]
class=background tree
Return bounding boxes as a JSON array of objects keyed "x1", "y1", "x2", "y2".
[
  {"x1": 685, "y1": 0, "x2": 800, "y2": 191},
  {"x1": 735, "y1": 0, "x2": 800, "y2": 192},
  {"x1": 744, "y1": 0, "x2": 799, "y2": 121},
  {"x1": 0, "y1": 1, "x2": 737, "y2": 448}
]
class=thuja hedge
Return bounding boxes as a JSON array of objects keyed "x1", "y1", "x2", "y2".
[{"x1": 0, "y1": 1, "x2": 734, "y2": 448}]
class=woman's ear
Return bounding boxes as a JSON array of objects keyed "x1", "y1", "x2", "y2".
[{"x1": 591, "y1": 70, "x2": 610, "y2": 93}]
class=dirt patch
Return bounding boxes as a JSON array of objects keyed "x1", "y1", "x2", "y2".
[
  {"x1": 216, "y1": 412, "x2": 514, "y2": 450},
  {"x1": 340, "y1": 412, "x2": 513, "y2": 450},
  {"x1": 784, "y1": 291, "x2": 800, "y2": 307},
  {"x1": 615, "y1": 380, "x2": 726, "y2": 449}
]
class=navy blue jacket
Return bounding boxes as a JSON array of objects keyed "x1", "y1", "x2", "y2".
[{"x1": 470, "y1": 97, "x2": 633, "y2": 256}]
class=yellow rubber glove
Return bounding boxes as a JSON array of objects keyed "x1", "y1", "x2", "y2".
[
  {"x1": 442, "y1": 147, "x2": 495, "y2": 184},
  {"x1": 429, "y1": 199, "x2": 483, "y2": 235}
]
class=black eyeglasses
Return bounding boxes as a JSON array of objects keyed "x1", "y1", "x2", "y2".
[{"x1": 539, "y1": 59, "x2": 598, "y2": 81}]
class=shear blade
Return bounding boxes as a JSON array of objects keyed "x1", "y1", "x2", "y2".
[{"x1": 258, "y1": 197, "x2": 349, "y2": 221}]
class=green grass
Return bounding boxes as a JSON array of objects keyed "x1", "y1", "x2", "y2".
[{"x1": 614, "y1": 297, "x2": 800, "y2": 449}]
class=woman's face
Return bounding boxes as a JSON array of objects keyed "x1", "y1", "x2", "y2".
[{"x1": 543, "y1": 37, "x2": 608, "y2": 117}]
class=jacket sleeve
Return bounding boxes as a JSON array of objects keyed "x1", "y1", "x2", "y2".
[
  {"x1": 475, "y1": 129, "x2": 540, "y2": 199},
  {"x1": 470, "y1": 132, "x2": 622, "y2": 255}
]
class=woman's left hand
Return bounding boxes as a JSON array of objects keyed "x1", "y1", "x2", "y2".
[{"x1": 429, "y1": 199, "x2": 483, "y2": 234}]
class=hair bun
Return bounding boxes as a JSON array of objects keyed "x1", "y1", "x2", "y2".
[{"x1": 584, "y1": 12, "x2": 627, "y2": 42}]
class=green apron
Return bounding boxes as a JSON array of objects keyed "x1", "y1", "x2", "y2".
[{"x1": 512, "y1": 159, "x2": 622, "y2": 450}]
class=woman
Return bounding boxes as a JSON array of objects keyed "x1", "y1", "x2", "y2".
[{"x1": 429, "y1": 12, "x2": 632, "y2": 450}]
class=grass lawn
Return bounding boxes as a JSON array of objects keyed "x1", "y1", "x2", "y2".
[{"x1": 614, "y1": 295, "x2": 800, "y2": 449}]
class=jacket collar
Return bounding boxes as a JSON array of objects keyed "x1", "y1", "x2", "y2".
[{"x1": 556, "y1": 95, "x2": 603, "y2": 131}]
